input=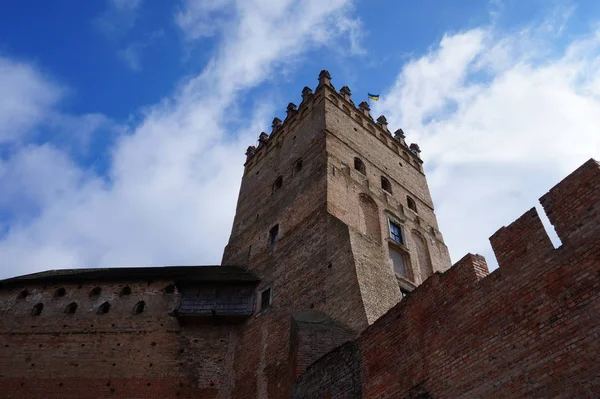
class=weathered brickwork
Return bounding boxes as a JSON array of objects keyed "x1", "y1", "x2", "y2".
[{"x1": 294, "y1": 159, "x2": 600, "y2": 398}]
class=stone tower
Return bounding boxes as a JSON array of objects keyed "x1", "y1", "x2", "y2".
[{"x1": 221, "y1": 70, "x2": 452, "y2": 396}]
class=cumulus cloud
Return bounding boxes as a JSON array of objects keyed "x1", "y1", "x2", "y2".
[
  {"x1": 376, "y1": 23, "x2": 600, "y2": 269},
  {"x1": 0, "y1": 0, "x2": 361, "y2": 278}
]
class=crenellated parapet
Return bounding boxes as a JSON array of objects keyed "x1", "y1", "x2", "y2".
[{"x1": 244, "y1": 70, "x2": 424, "y2": 172}]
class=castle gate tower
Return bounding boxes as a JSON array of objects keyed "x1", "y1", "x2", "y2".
[{"x1": 222, "y1": 70, "x2": 452, "y2": 397}]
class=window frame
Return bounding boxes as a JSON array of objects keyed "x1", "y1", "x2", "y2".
[
  {"x1": 354, "y1": 157, "x2": 366, "y2": 175},
  {"x1": 387, "y1": 218, "x2": 405, "y2": 246},
  {"x1": 258, "y1": 286, "x2": 273, "y2": 312}
]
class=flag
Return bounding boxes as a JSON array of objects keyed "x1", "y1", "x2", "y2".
[{"x1": 368, "y1": 93, "x2": 380, "y2": 101}]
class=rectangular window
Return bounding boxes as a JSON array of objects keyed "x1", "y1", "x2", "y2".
[
  {"x1": 389, "y1": 221, "x2": 403, "y2": 244},
  {"x1": 389, "y1": 247, "x2": 407, "y2": 277},
  {"x1": 260, "y1": 287, "x2": 272, "y2": 310}
]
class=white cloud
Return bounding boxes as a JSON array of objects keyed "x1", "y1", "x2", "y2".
[
  {"x1": 376, "y1": 24, "x2": 600, "y2": 269},
  {"x1": 94, "y1": 0, "x2": 143, "y2": 38},
  {"x1": 0, "y1": 0, "x2": 360, "y2": 278}
]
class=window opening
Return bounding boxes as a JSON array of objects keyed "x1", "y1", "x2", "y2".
[
  {"x1": 268, "y1": 224, "x2": 279, "y2": 247},
  {"x1": 32, "y1": 303, "x2": 44, "y2": 316},
  {"x1": 354, "y1": 158, "x2": 366, "y2": 175},
  {"x1": 389, "y1": 221, "x2": 404, "y2": 245},
  {"x1": 133, "y1": 301, "x2": 146, "y2": 314},
  {"x1": 407, "y1": 196, "x2": 418, "y2": 213},
  {"x1": 121, "y1": 286, "x2": 132, "y2": 296},
  {"x1": 18, "y1": 289, "x2": 29, "y2": 299},
  {"x1": 294, "y1": 159, "x2": 303, "y2": 174},
  {"x1": 381, "y1": 176, "x2": 392, "y2": 193},
  {"x1": 273, "y1": 176, "x2": 283, "y2": 192},
  {"x1": 97, "y1": 302, "x2": 111, "y2": 315},
  {"x1": 400, "y1": 289, "x2": 409, "y2": 298},
  {"x1": 389, "y1": 247, "x2": 408, "y2": 278},
  {"x1": 260, "y1": 288, "x2": 272, "y2": 311},
  {"x1": 90, "y1": 287, "x2": 102, "y2": 297},
  {"x1": 55, "y1": 287, "x2": 66, "y2": 297},
  {"x1": 65, "y1": 302, "x2": 78, "y2": 314}
]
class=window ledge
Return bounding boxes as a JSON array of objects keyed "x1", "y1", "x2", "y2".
[{"x1": 388, "y1": 238, "x2": 408, "y2": 252}]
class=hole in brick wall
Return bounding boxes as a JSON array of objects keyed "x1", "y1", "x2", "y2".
[
  {"x1": 120, "y1": 286, "x2": 132, "y2": 296},
  {"x1": 90, "y1": 287, "x2": 102, "y2": 297},
  {"x1": 536, "y1": 204, "x2": 563, "y2": 249},
  {"x1": 310, "y1": 303, "x2": 315, "y2": 309},
  {"x1": 97, "y1": 302, "x2": 111, "y2": 315},
  {"x1": 272, "y1": 176, "x2": 283, "y2": 192},
  {"x1": 32, "y1": 303, "x2": 44, "y2": 316},
  {"x1": 133, "y1": 301, "x2": 146, "y2": 314},
  {"x1": 59, "y1": 383, "x2": 63, "y2": 387},
  {"x1": 147, "y1": 383, "x2": 151, "y2": 387},
  {"x1": 55, "y1": 287, "x2": 66, "y2": 297},
  {"x1": 164, "y1": 284, "x2": 176, "y2": 294},
  {"x1": 268, "y1": 224, "x2": 279, "y2": 247},
  {"x1": 64, "y1": 302, "x2": 77, "y2": 314},
  {"x1": 110, "y1": 388, "x2": 116, "y2": 393},
  {"x1": 18, "y1": 289, "x2": 29, "y2": 299},
  {"x1": 399, "y1": 162, "x2": 403, "y2": 167},
  {"x1": 381, "y1": 176, "x2": 392, "y2": 194},
  {"x1": 294, "y1": 159, "x2": 303, "y2": 174},
  {"x1": 151, "y1": 342, "x2": 156, "y2": 346},
  {"x1": 328, "y1": 262, "x2": 332, "y2": 269}
]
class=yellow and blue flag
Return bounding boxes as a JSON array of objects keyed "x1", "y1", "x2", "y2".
[{"x1": 368, "y1": 93, "x2": 380, "y2": 101}]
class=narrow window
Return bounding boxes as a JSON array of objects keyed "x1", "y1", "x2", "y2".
[
  {"x1": 389, "y1": 221, "x2": 404, "y2": 245},
  {"x1": 164, "y1": 284, "x2": 175, "y2": 294},
  {"x1": 294, "y1": 159, "x2": 303, "y2": 174},
  {"x1": 407, "y1": 196, "x2": 418, "y2": 213},
  {"x1": 121, "y1": 286, "x2": 132, "y2": 296},
  {"x1": 389, "y1": 247, "x2": 408, "y2": 278},
  {"x1": 55, "y1": 287, "x2": 66, "y2": 297},
  {"x1": 97, "y1": 302, "x2": 110, "y2": 315},
  {"x1": 381, "y1": 176, "x2": 392, "y2": 194},
  {"x1": 354, "y1": 158, "x2": 366, "y2": 175},
  {"x1": 268, "y1": 224, "x2": 279, "y2": 247},
  {"x1": 272, "y1": 176, "x2": 283, "y2": 192},
  {"x1": 133, "y1": 301, "x2": 146, "y2": 314},
  {"x1": 18, "y1": 289, "x2": 29, "y2": 299},
  {"x1": 64, "y1": 302, "x2": 78, "y2": 314},
  {"x1": 32, "y1": 303, "x2": 44, "y2": 316},
  {"x1": 90, "y1": 287, "x2": 102, "y2": 297},
  {"x1": 260, "y1": 287, "x2": 272, "y2": 311}
]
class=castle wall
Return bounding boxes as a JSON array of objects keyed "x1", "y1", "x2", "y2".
[
  {"x1": 0, "y1": 280, "x2": 243, "y2": 398},
  {"x1": 294, "y1": 159, "x2": 600, "y2": 399}
]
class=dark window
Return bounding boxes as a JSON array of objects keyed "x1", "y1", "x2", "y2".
[
  {"x1": 133, "y1": 301, "x2": 146, "y2": 314},
  {"x1": 164, "y1": 284, "x2": 175, "y2": 294},
  {"x1": 389, "y1": 221, "x2": 404, "y2": 244},
  {"x1": 65, "y1": 302, "x2": 77, "y2": 314},
  {"x1": 260, "y1": 288, "x2": 272, "y2": 310},
  {"x1": 18, "y1": 289, "x2": 29, "y2": 299},
  {"x1": 90, "y1": 287, "x2": 102, "y2": 297},
  {"x1": 268, "y1": 224, "x2": 279, "y2": 247},
  {"x1": 407, "y1": 196, "x2": 418, "y2": 213},
  {"x1": 32, "y1": 303, "x2": 44, "y2": 316},
  {"x1": 121, "y1": 286, "x2": 132, "y2": 296},
  {"x1": 97, "y1": 302, "x2": 111, "y2": 315},
  {"x1": 273, "y1": 176, "x2": 283, "y2": 192},
  {"x1": 381, "y1": 176, "x2": 392, "y2": 193},
  {"x1": 354, "y1": 158, "x2": 366, "y2": 174},
  {"x1": 55, "y1": 287, "x2": 66, "y2": 297},
  {"x1": 400, "y1": 289, "x2": 409, "y2": 298},
  {"x1": 294, "y1": 159, "x2": 303, "y2": 174}
]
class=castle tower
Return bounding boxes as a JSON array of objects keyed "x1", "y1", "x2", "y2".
[{"x1": 222, "y1": 70, "x2": 452, "y2": 396}]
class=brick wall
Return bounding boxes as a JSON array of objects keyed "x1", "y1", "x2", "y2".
[{"x1": 294, "y1": 159, "x2": 600, "y2": 398}]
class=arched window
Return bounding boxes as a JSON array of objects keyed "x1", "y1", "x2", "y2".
[
  {"x1": 272, "y1": 176, "x2": 283, "y2": 192},
  {"x1": 32, "y1": 303, "x2": 44, "y2": 316},
  {"x1": 97, "y1": 302, "x2": 111, "y2": 315},
  {"x1": 412, "y1": 231, "x2": 432, "y2": 283},
  {"x1": 407, "y1": 196, "x2": 417, "y2": 213},
  {"x1": 55, "y1": 287, "x2": 66, "y2": 297},
  {"x1": 359, "y1": 194, "x2": 381, "y2": 242},
  {"x1": 354, "y1": 157, "x2": 366, "y2": 175},
  {"x1": 18, "y1": 289, "x2": 29, "y2": 299},
  {"x1": 381, "y1": 176, "x2": 392, "y2": 193},
  {"x1": 64, "y1": 302, "x2": 78, "y2": 314},
  {"x1": 90, "y1": 287, "x2": 102, "y2": 297},
  {"x1": 268, "y1": 224, "x2": 279, "y2": 247},
  {"x1": 294, "y1": 159, "x2": 303, "y2": 174},
  {"x1": 133, "y1": 301, "x2": 146, "y2": 315},
  {"x1": 120, "y1": 286, "x2": 132, "y2": 296}
]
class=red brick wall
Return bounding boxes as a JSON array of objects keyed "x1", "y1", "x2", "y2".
[{"x1": 294, "y1": 159, "x2": 600, "y2": 399}]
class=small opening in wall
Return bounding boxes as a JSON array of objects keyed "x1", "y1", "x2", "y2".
[
  {"x1": 260, "y1": 287, "x2": 272, "y2": 311},
  {"x1": 381, "y1": 176, "x2": 392, "y2": 194},
  {"x1": 65, "y1": 302, "x2": 78, "y2": 314},
  {"x1": 32, "y1": 303, "x2": 44, "y2": 316},
  {"x1": 18, "y1": 289, "x2": 29, "y2": 299},
  {"x1": 407, "y1": 196, "x2": 418, "y2": 213},
  {"x1": 272, "y1": 176, "x2": 283, "y2": 192},
  {"x1": 400, "y1": 289, "x2": 409, "y2": 298},
  {"x1": 121, "y1": 286, "x2": 132, "y2": 296},
  {"x1": 268, "y1": 224, "x2": 279, "y2": 247},
  {"x1": 354, "y1": 157, "x2": 366, "y2": 175},
  {"x1": 294, "y1": 159, "x2": 303, "y2": 174},
  {"x1": 164, "y1": 284, "x2": 175, "y2": 294},
  {"x1": 90, "y1": 287, "x2": 102, "y2": 297},
  {"x1": 55, "y1": 287, "x2": 66, "y2": 297},
  {"x1": 97, "y1": 302, "x2": 111, "y2": 315},
  {"x1": 133, "y1": 301, "x2": 146, "y2": 315}
]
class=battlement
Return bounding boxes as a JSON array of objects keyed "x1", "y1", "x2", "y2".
[
  {"x1": 294, "y1": 158, "x2": 600, "y2": 398},
  {"x1": 243, "y1": 70, "x2": 423, "y2": 172}
]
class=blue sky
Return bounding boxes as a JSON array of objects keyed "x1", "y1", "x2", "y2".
[{"x1": 0, "y1": 0, "x2": 599, "y2": 278}]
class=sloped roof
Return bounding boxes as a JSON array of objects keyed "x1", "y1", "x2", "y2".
[{"x1": 0, "y1": 265, "x2": 259, "y2": 287}]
